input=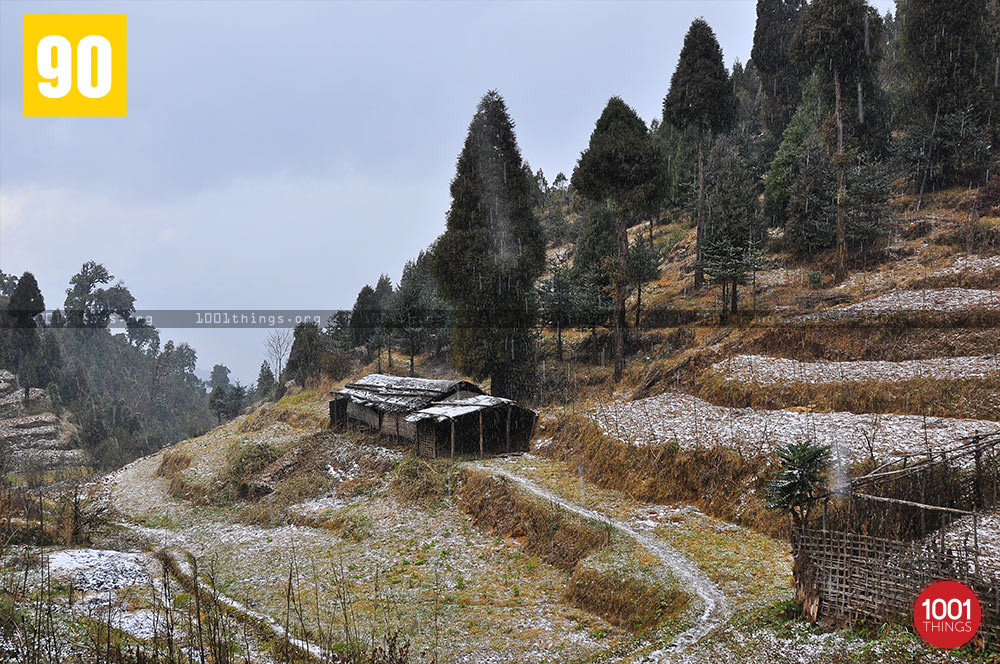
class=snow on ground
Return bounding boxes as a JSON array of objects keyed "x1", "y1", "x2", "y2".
[
  {"x1": 933, "y1": 254, "x2": 1000, "y2": 278},
  {"x1": 935, "y1": 511, "x2": 1000, "y2": 576},
  {"x1": 590, "y1": 392, "x2": 999, "y2": 462},
  {"x1": 803, "y1": 288, "x2": 999, "y2": 320},
  {"x1": 47, "y1": 548, "x2": 150, "y2": 591},
  {"x1": 710, "y1": 354, "x2": 999, "y2": 385}
]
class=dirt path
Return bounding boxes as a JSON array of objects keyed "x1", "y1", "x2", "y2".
[{"x1": 475, "y1": 465, "x2": 729, "y2": 662}]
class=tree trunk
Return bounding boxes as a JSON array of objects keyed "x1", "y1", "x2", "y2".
[
  {"x1": 555, "y1": 322, "x2": 563, "y2": 362},
  {"x1": 730, "y1": 279, "x2": 738, "y2": 318},
  {"x1": 409, "y1": 348, "x2": 414, "y2": 377},
  {"x1": 833, "y1": 69, "x2": 847, "y2": 282},
  {"x1": 634, "y1": 284, "x2": 642, "y2": 328},
  {"x1": 613, "y1": 208, "x2": 628, "y2": 382},
  {"x1": 695, "y1": 124, "x2": 706, "y2": 289}
]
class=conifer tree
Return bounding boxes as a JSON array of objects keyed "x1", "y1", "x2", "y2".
[
  {"x1": 790, "y1": 0, "x2": 883, "y2": 280},
  {"x1": 537, "y1": 253, "x2": 577, "y2": 362},
  {"x1": 256, "y1": 361, "x2": 276, "y2": 399},
  {"x1": 430, "y1": 91, "x2": 545, "y2": 400},
  {"x1": 751, "y1": 0, "x2": 807, "y2": 140},
  {"x1": 701, "y1": 139, "x2": 763, "y2": 319},
  {"x1": 348, "y1": 284, "x2": 379, "y2": 348},
  {"x1": 898, "y1": 0, "x2": 996, "y2": 190},
  {"x1": 664, "y1": 19, "x2": 737, "y2": 289},
  {"x1": 573, "y1": 97, "x2": 662, "y2": 381},
  {"x1": 8, "y1": 272, "x2": 46, "y2": 403}
]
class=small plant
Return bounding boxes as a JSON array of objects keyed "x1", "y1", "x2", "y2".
[
  {"x1": 808, "y1": 271, "x2": 823, "y2": 289},
  {"x1": 765, "y1": 441, "x2": 831, "y2": 527}
]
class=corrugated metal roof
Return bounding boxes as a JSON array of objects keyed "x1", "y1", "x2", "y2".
[
  {"x1": 404, "y1": 394, "x2": 521, "y2": 423},
  {"x1": 335, "y1": 374, "x2": 483, "y2": 413}
]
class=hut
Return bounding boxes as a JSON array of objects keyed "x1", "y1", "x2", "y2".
[{"x1": 330, "y1": 374, "x2": 536, "y2": 459}]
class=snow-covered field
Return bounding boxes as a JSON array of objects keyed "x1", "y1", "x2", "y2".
[
  {"x1": 935, "y1": 511, "x2": 1000, "y2": 576},
  {"x1": 590, "y1": 392, "x2": 999, "y2": 462},
  {"x1": 710, "y1": 354, "x2": 999, "y2": 385},
  {"x1": 802, "y1": 288, "x2": 1000, "y2": 320},
  {"x1": 47, "y1": 548, "x2": 150, "y2": 591}
]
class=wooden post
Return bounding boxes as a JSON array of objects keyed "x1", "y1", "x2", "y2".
[
  {"x1": 450, "y1": 418, "x2": 456, "y2": 462},
  {"x1": 506, "y1": 406, "x2": 511, "y2": 453},
  {"x1": 479, "y1": 411, "x2": 484, "y2": 459}
]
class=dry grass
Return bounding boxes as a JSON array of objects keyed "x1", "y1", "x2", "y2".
[
  {"x1": 537, "y1": 413, "x2": 783, "y2": 536},
  {"x1": 154, "y1": 450, "x2": 206, "y2": 502},
  {"x1": 389, "y1": 454, "x2": 451, "y2": 506},
  {"x1": 457, "y1": 468, "x2": 610, "y2": 572},
  {"x1": 565, "y1": 545, "x2": 691, "y2": 633},
  {"x1": 696, "y1": 371, "x2": 1000, "y2": 421}
]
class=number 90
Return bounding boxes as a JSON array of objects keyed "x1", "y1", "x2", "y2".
[{"x1": 37, "y1": 34, "x2": 112, "y2": 99}]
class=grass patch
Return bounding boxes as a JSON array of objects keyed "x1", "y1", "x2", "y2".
[
  {"x1": 537, "y1": 413, "x2": 783, "y2": 536},
  {"x1": 696, "y1": 371, "x2": 1000, "y2": 421},
  {"x1": 566, "y1": 544, "x2": 690, "y2": 634},
  {"x1": 457, "y1": 468, "x2": 610, "y2": 572},
  {"x1": 389, "y1": 454, "x2": 451, "y2": 506}
]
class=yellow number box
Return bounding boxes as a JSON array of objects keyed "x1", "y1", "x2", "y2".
[{"x1": 23, "y1": 14, "x2": 127, "y2": 117}]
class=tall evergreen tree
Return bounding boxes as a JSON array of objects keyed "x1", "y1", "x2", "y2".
[
  {"x1": 348, "y1": 284, "x2": 379, "y2": 348},
  {"x1": 208, "y1": 364, "x2": 231, "y2": 390},
  {"x1": 751, "y1": 0, "x2": 807, "y2": 140},
  {"x1": 537, "y1": 253, "x2": 577, "y2": 362},
  {"x1": 898, "y1": 0, "x2": 996, "y2": 190},
  {"x1": 702, "y1": 139, "x2": 763, "y2": 319},
  {"x1": 664, "y1": 19, "x2": 737, "y2": 289},
  {"x1": 8, "y1": 272, "x2": 46, "y2": 403},
  {"x1": 285, "y1": 321, "x2": 323, "y2": 384},
  {"x1": 430, "y1": 91, "x2": 545, "y2": 400},
  {"x1": 572, "y1": 96, "x2": 661, "y2": 381},
  {"x1": 791, "y1": 0, "x2": 884, "y2": 280},
  {"x1": 256, "y1": 361, "x2": 276, "y2": 399}
]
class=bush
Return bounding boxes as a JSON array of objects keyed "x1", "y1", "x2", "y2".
[{"x1": 220, "y1": 440, "x2": 280, "y2": 501}]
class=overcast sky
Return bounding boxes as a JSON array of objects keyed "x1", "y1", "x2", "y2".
[{"x1": 0, "y1": 0, "x2": 895, "y2": 383}]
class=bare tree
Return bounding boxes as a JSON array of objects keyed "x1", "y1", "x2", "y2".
[{"x1": 265, "y1": 328, "x2": 293, "y2": 385}]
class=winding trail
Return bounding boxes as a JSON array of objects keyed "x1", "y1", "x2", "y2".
[{"x1": 475, "y1": 465, "x2": 729, "y2": 662}]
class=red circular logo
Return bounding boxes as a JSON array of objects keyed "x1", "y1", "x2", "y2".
[{"x1": 913, "y1": 579, "x2": 982, "y2": 649}]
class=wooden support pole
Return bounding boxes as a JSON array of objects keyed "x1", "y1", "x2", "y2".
[
  {"x1": 479, "y1": 411, "x2": 484, "y2": 459},
  {"x1": 450, "y1": 418, "x2": 456, "y2": 462}
]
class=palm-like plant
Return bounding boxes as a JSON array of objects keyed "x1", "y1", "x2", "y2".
[{"x1": 766, "y1": 441, "x2": 832, "y2": 527}]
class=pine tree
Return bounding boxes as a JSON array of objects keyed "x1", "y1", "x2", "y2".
[
  {"x1": 626, "y1": 239, "x2": 661, "y2": 328},
  {"x1": 537, "y1": 253, "x2": 577, "y2": 362},
  {"x1": 256, "y1": 361, "x2": 276, "y2": 399},
  {"x1": 898, "y1": 0, "x2": 996, "y2": 190},
  {"x1": 751, "y1": 0, "x2": 807, "y2": 140},
  {"x1": 286, "y1": 321, "x2": 323, "y2": 384},
  {"x1": 764, "y1": 107, "x2": 822, "y2": 228},
  {"x1": 208, "y1": 364, "x2": 231, "y2": 390},
  {"x1": 348, "y1": 284, "x2": 379, "y2": 348},
  {"x1": 430, "y1": 91, "x2": 545, "y2": 400},
  {"x1": 701, "y1": 139, "x2": 763, "y2": 319},
  {"x1": 572, "y1": 96, "x2": 661, "y2": 381},
  {"x1": 790, "y1": 0, "x2": 884, "y2": 280},
  {"x1": 785, "y1": 132, "x2": 837, "y2": 255},
  {"x1": 8, "y1": 272, "x2": 46, "y2": 403},
  {"x1": 372, "y1": 274, "x2": 395, "y2": 369},
  {"x1": 664, "y1": 19, "x2": 737, "y2": 289}
]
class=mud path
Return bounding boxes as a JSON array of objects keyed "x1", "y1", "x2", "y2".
[{"x1": 475, "y1": 465, "x2": 729, "y2": 661}]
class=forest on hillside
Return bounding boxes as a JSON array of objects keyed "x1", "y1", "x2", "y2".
[
  {"x1": 1, "y1": 0, "x2": 998, "y2": 472},
  {"x1": 299, "y1": 0, "x2": 1000, "y2": 399}
]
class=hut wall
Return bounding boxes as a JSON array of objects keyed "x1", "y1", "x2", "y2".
[
  {"x1": 382, "y1": 412, "x2": 417, "y2": 441},
  {"x1": 417, "y1": 421, "x2": 437, "y2": 458},
  {"x1": 347, "y1": 401, "x2": 381, "y2": 430},
  {"x1": 329, "y1": 397, "x2": 349, "y2": 428}
]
